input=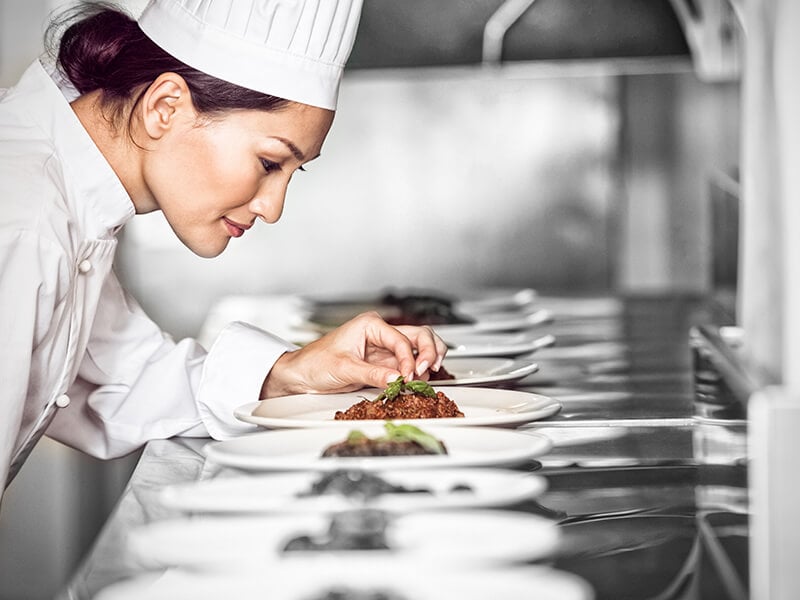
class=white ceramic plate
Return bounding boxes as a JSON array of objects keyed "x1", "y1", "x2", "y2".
[
  {"x1": 124, "y1": 510, "x2": 560, "y2": 571},
  {"x1": 443, "y1": 332, "x2": 556, "y2": 358},
  {"x1": 96, "y1": 563, "x2": 593, "y2": 600},
  {"x1": 157, "y1": 468, "x2": 547, "y2": 515},
  {"x1": 302, "y1": 288, "x2": 539, "y2": 319},
  {"x1": 456, "y1": 287, "x2": 538, "y2": 313},
  {"x1": 432, "y1": 308, "x2": 552, "y2": 336},
  {"x1": 236, "y1": 386, "x2": 561, "y2": 429},
  {"x1": 204, "y1": 426, "x2": 552, "y2": 472},
  {"x1": 432, "y1": 356, "x2": 539, "y2": 386}
]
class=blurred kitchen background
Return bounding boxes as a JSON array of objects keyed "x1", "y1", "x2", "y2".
[{"x1": 0, "y1": 0, "x2": 769, "y2": 598}]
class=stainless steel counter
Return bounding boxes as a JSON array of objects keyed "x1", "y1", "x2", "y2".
[{"x1": 59, "y1": 294, "x2": 749, "y2": 600}]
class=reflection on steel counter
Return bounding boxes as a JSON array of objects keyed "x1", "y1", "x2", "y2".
[{"x1": 58, "y1": 295, "x2": 750, "y2": 600}]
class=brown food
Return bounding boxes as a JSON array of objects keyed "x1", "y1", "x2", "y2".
[
  {"x1": 333, "y1": 391, "x2": 464, "y2": 421},
  {"x1": 321, "y1": 437, "x2": 447, "y2": 458},
  {"x1": 428, "y1": 365, "x2": 455, "y2": 381}
]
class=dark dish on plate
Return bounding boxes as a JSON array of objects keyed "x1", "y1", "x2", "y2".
[
  {"x1": 379, "y1": 290, "x2": 473, "y2": 326},
  {"x1": 296, "y1": 469, "x2": 433, "y2": 499},
  {"x1": 321, "y1": 422, "x2": 447, "y2": 458},
  {"x1": 296, "y1": 469, "x2": 474, "y2": 501},
  {"x1": 427, "y1": 365, "x2": 455, "y2": 381},
  {"x1": 283, "y1": 508, "x2": 391, "y2": 553},
  {"x1": 333, "y1": 377, "x2": 464, "y2": 421},
  {"x1": 307, "y1": 288, "x2": 474, "y2": 329},
  {"x1": 303, "y1": 587, "x2": 409, "y2": 600}
]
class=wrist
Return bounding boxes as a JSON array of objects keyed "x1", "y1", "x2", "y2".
[{"x1": 260, "y1": 349, "x2": 301, "y2": 398}]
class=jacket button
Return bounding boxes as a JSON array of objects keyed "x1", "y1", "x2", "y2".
[
  {"x1": 78, "y1": 259, "x2": 92, "y2": 274},
  {"x1": 55, "y1": 394, "x2": 71, "y2": 408}
]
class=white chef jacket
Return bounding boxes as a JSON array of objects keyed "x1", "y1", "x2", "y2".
[{"x1": 0, "y1": 60, "x2": 296, "y2": 498}]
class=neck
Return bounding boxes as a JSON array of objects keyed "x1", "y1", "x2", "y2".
[{"x1": 70, "y1": 92, "x2": 155, "y2": 213}]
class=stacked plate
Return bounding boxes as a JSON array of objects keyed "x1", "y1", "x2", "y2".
[
  {"x1": 96, "y1": 561, "x2": 593, "y2": 600},
  {"x1": 95, "y1": 288, "x2": 594, "y2": 599},
  {"x1": 301, "y1": 287, "x2": 557, "y2": 375}
]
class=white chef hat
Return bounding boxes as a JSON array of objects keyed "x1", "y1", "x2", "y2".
[{"x1": 137, "y1": 0, "x2": 364, "y2": 110}]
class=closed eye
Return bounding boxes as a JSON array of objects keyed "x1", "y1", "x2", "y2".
[{"x1": 260, "y1": 158, "x2": 280, "y2": 174}]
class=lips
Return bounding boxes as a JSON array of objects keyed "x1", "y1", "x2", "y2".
[{"x1": 223, "y1": 217, "x2": 252, "y2": 238}]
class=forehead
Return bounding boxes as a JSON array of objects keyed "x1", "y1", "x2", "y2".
[{"x1": 213, "y1": 104, "x2": 334, "y2": 151}]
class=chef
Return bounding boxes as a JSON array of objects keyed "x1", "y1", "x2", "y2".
[{"x1": 0, "y1": 0, "x2": 447, "y2": 502}]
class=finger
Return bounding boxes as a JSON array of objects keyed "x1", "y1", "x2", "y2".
[
  {"x1": 362, "y1": 315, "x2": 418, "y2": 380},
  {"x1": 396, "y1": 325, "x2": 448, "y2": 374}
]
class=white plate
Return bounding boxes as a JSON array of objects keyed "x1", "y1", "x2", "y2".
[
  {"x1": 237, "y1": 386, "x2": 561, "y2": 429},
  {"x1": 96, "y1": 563, "x2": 593, "y2": 600},
  {"x1": 158, "y1": 468, "x2": 547, "y2": 514},
  {"x1": 456, "y1": 287, "x2": 538, "y2": 313},
  {"x1": 96, "y1": 565, "x2": 592, "y2": 600},
  {"x1": 432, "y1": 356, "x2": 539, "y2": 386},
  {"x1": 302, "y1": 288, "x2": 539, "y2": 319},
  {"x1": 124, "y1": 510, "x2": 560, "y2": 571},
  {"x1": 432, "y1": 308, "x2": 552, "y2": 336},
  {"x1": 444, "y1": 332, "x2": 556, "y2": 358},
  {"x1": 204, "y1": 426, "x2": 552, "y2": 472}
]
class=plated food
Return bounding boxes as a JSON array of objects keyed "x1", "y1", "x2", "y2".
[
  {"x1": 204, "y1": 425, "x2": 552, "y2": 472},
  {"x1": 95, "y1": 562, "x2": 593, "y2": 600},
  {"x1": 124, "y1": 509, "x2": 561, "y2": 570},
  {"x1": 303, "y1": 289, "x2": 478, "y2": 329},
  {"x1": 301, "y1": 288, "x2": 540, "y2": 330},
  {"x1": 334, "y1": 378, "x2": 464, "y2": 421},
  {"x1": 321, "y1": 423, "x2": 447, "y2": 457},
  {"x1": 157, "y1": 468, "x2": 548, "y2": 514},
  {"x1": 239, "y1": 386, "x2": 560, "y2": 429}
]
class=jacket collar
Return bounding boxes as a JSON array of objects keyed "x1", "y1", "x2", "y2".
[{"x1": 20, "y1": 60, "x2": 135, "y2": 238}]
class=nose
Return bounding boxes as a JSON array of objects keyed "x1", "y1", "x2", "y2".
[{"x1": 249, "y1": 179, "x2": 288, "y2": 224}]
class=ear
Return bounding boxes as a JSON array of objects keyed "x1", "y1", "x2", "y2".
[{"x1": 139, "y1": 72, "x2": 193, "y2": 140}]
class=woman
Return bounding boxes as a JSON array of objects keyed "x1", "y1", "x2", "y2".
[{"x1": 0, "y1": 0, "x2": 447, "y2": 498}]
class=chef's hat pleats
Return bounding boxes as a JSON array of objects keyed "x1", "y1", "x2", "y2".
[{"x1": 137, "y1": 0, "x2": 364, "y2": 110}]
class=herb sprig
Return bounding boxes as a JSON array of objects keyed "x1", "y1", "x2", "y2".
[
  {"x1": 344, "y1": 422, "x2": 446, "y2": 454},
  {"x1": 373, "y1": 376, "x2": 437, "y2": 403}
]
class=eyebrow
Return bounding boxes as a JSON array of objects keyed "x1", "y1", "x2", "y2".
[{"x1": 274, "y1": 137, "x2": 320, "y2": 162}]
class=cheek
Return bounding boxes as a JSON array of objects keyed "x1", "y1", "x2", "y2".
[{"x1": 153, "y1": 134, "x2": 254, "y2": 211}]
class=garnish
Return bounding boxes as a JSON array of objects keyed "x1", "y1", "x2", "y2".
[
  {"x1": 382, "y1": 422, "x2": 446, "y2": 454},
  {"x1": 346, "y1": 430, "x2": 368, "y2": 443},
  {"x1": 342, "y1": 422, "x2": 446, "y2": 455},
  {"x1": 373, "y1": 376, "x2": 437, "y2": 403}
]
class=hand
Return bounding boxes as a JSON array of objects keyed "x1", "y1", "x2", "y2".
[{"x1": 261, "y1": 311, "x2": 448, "y2": 398}]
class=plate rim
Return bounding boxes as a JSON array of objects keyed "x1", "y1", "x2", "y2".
[
  {"x1": 432, "y1": 308, "x2": 552, "y2": 336},
  {"x1": 95, "y1": 564, "x2": 593, "y2": 600},
  {"x1": 433, "y1": 357, "x2": 539, "y2": 386},
  {"x1": 158, "y1": 467, "x2": 549, "y2": 514},
  {"x1": 204, "y1": 426, "x2": 553, "y2": 472},
  {"x1": 444, "y1": 332, "x2": 556, "y2": 358},
  {"x1": 235, "y1": 386, "x2": 561, "y2": 429}
]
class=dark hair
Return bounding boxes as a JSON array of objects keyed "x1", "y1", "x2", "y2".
[{"x1": 45, "y1": 1, "x2": 291, "y2": 125}]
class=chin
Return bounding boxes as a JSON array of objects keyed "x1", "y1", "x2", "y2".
[{"x1": 187, "y1": 240, "x2": 228, "y2": 259}]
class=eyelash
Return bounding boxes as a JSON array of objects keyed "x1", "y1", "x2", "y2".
[
  {"x1": 260, "y1": 158, "x2": 280, "y2": 174},
  {"x1": 260, "y1": 159, "x2": 307, "y2": 174}
]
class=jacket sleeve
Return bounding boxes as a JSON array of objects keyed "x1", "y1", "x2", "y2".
[{"x1": 47, "y1": 270, "x2": 296, "y2": 459}]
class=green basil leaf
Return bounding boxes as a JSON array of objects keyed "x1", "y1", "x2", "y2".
[
  {"x1": 374, "y1": 376, "x2": 437, "y2": 402},
  {"x1": 346, "y1": 430, "x2": 368, "y2": 443},
  {"x1": 404, "y1": 380, "x2": 436, "y2": 398},
  {"x1": 381, "y1": 422, "x2": 445, "y2": 454}
]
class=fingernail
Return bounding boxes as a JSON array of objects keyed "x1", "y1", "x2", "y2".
[
  {"x1": 386, "y1": 372, "x2": 400, "y2": 384},
  {"x1": 416, "y1": 361, "x2": 429, "y2": 376}
]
